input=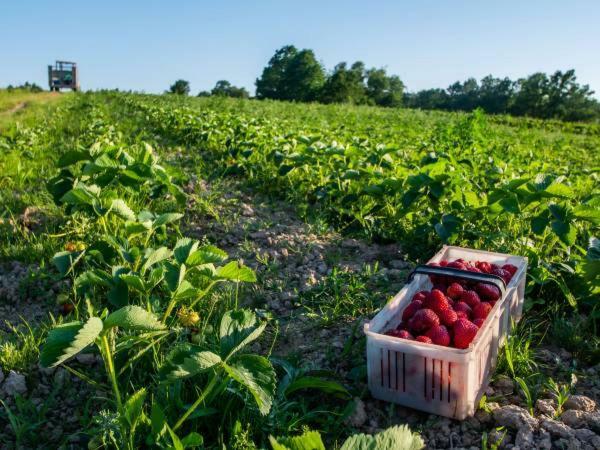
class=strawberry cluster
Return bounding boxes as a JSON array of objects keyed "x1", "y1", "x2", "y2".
[{"x1": 384, "y1": 258, "x2": 517, "y2": 349}]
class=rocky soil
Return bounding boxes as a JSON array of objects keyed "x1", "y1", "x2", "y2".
[{"x1": 0, "y1": 177, "x2": 598, "y2": 449}]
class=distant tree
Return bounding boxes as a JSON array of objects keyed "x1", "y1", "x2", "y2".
[
  {"x1": 168, "y1": 80, "x2": 190, "y2": 95},
  {"x1": 447, "y1": 78, "x2": 480, "y2": 111},
  {"x1": 545, "y1": 70, "x2": 598, "y2": 121},
  {"x1": 404, "y1": 88, "x2": 450, "y2": 110},
  {"x1": 255, "y1": 45, "x2": 325, "y2": 102},
  {"x1": 320, "y1": 62, "x2": 368, "y2": 104},
  {"x1": 197, "y1": 90, "x2": 211, "y2": 97},
  {"x1": 211, "y1": 80, "x2": 249, "y2": 98},
  {"x1": 478, "y1": 76, "x2": 515, "y2": 114},
  {"x1": 6, "y1": 81, "x2": 43, "y2": 92},
  {"x1": 366, "y1": 68, "x2": 404, "y2": 107},
  {"x1": 510, "y1": 72, "x2": 549, "y2": 117}
]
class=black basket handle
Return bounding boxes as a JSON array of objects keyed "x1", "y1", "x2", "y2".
[{"x1": 407, "y1": 264, "x2": 506, "y2": 296}]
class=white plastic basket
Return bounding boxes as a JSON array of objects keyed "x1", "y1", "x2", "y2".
[{"x1": 364, "y1": 245, "x2": 527, "y2": 419}]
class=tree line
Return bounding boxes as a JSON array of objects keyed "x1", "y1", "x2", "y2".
[{"x1": 167, "y1": 44, "x2": 600, "y2": 122}]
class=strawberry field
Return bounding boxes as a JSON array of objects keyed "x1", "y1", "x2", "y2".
[{"x1": 0, "y1": 90, "x2": 599, "y2": 449}]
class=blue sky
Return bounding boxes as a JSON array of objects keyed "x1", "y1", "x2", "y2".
[{"x1": 2, "y1": 1, "x2": 599, "y2": 96}]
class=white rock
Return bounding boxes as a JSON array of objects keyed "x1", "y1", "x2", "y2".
[
  {"x1": 536, "y1": 398, "x2": 556, "y2": 416},
  {"x1": 515, "y1": 426, "x2": 536, "y2": 449},
  {"x1": 493, "y1": 405, "x2": 538, "y2": 431},
  {"x1": 3, "y1": 371, "x2": 27, "y2": 397},
  {"x1": 565, "y1": 395, "x2": 597, "y2": 413},
  {"x1": 346, "y1": 398, "x2": 367, "y2": 427},
  {"x1": 541, "y1": 418, "x2": 575, "y2": 438}
]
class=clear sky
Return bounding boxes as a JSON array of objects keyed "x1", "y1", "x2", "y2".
[{"x1": 2, "y1": 0, "x2": 599, "y2": 97}]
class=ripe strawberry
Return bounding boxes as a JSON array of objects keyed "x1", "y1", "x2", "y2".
[
  {"x1": 453, "y1": 319, "x2": 479, "y2": 349},
  {"x1": 491, "y1": 268, "x2": 512, "y2": 283},
  {"x1": 460, "y1": 290, "x2": 481, "y2": 307},
  {"x1": 427, "y1": 262, "x2": 443, "y2": 283},
  {"x1": 437, "y1": 307, "x2": 458, "y2": 327},
  {"x1": 502, "y1": 264, "x2": 518, "y2": 277},
  {"x1": 415, "y1": 335, "x2": 433, "y2": 344},
  {"x1": 409, "y1": 308, "x2": 440, "y2": 333},
  {"x1": 473, "y1": 302, "x2": 492, "y2": 320},
  {"x1": 60, "y1": 303, "x2": 74, "y2": 315},
  {"x1": 456, "y1": 311, "x2": 470, "y2": 320},
  {"x1": 424, "y1": 289, "x2": 451, "y2": 312},
  {"x1": 426, "y1": 325, "x2": 451, "y2": 346},
  {"x1": 475, "y1": 283, "x2": 501, "y2": 301},
  {"x1": 446, "y1": 282, "x2": 464, "y2": 300},
  {"x1": 454, "y1": 301, "x2": 472, "y2": 317},
  {"x1": 447, "y1": 260, "x2": 467, "y2": 270},
  {"x1": 412, "y1": 291, "x2": 428, "y2": 302},
  {"x1": 402, "y1": 299, "x2": 423, "y2": 321},
  {"x1": 397, "y1": 330, "x2": 414, "y2": 340},
  {"x1": 467, "y1": 266, "x2": 482, "y2": 273},
  {"x1": 476, "y1": 261, "x2": 492, "y2": 273},
  {"x1": 439, "y1": 260, "x2": 449, "y2": 267},
  {"x1": 473, "y1": 318, "x2": 485, "y2": 328}
]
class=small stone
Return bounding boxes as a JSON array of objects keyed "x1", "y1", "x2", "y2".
[
  {"x1": 574, "y1": 429, "x2": 596, "y2": 443},
  {"x1": 389, "y1": 260, "x2": 410, "y2": 270},
  {"x1": 316, "y1": 263, "x2": 328, "y2": 274},
  {"x1": 536, "y1": 398, "x2": 557, "y2": 416},
  {"x1": 249, "y1": 231, "x2": 266, "y2": 240},
  {"x1": 563, "y1": 410, "x2": 589, "y2": 428},
  {"x1": 565, "y1": 395, "x2": 597, "y2": 413},
  {"x1": 3, "y1": 371, "x2": 27, "y2": 397},
  {"x1": 515, "y1": 426, "x2": 535, "y2": 449},
  {"x1": 346, "y1": 398, "x2": 367, "y2": 427},
  {"x1": 494, "y1": 375, "x2": 515, "y2": 394},
  {"x1": 493, "y1": 405, "x2": 538, "y2": 431},
  {"x1": 538, "y1": 431, "x2": 552, "y2": 449},
  {"x1": 541, "y1": 418, "x2": 575, "y2": 438},
  {"x1": 341, "y1": 239, "x2": 361, "y2": 249},
  {"x1": 280, "y1": 248, "x2": 289, "y2": 258},
  {"x1": 53, "y1": 368, "x2": 68, "y2": 387},
  {"x1": 241, "y1": 203, "x2": 254, "y2": 217},
  {"x1": 76, "y1": 353, "x2": 96, "y2": 365},
  {"x1": 475, "y1": 409, "x2": 492, "y2": 424}
]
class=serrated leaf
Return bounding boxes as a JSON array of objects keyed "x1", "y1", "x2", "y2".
[
  {"x1": 75, "y1": 269, "x2": 112, "y2": 291},
  {"x1": 57, "y1": 150, "x2": 91, "y2": 168},
  {"x1": 40, "y1": 317, "x2": 103, "y2": 368},
  {"x1": 284, "y1": 376, "x2": 349, "y2": 398},
  {"x1": 123, "y1": 388, "x2": 147, "y2": 429},
  {"x1": 340, "y1": 425, "x2": 424, "y2": 450},
  {"x1": 110, "y1": 199, "x2": 136, "y2": 221},
  {"x1": 104, "y1": 305, "x2": 165, "y2": 331},
  {"x1": 53, "y1": 251, "x2": 83, "y2": 277},
  {"x1": 167, "y1": 351, "x2": 222, "y2": 380},
  {"x1": 153, "y1": 213, "x2": 183, "y2": 229},
  {"x1": 220, "y1": 309, "x2": 266, "y2": 357},
  {"x1": 269, "y1": 430, "x2": 326, "y2": 450},
  {"x1": 544, "y1": 183, "x2": 575, "y2": 199},
  {"x1": 216, "y1": 261, "x2": 256, "y2": 282},
  {"x1": 142, "y1": 247, "x2": 172, "y2": 274},
  {"x1": 164, "y1": 261, "x2": 186, "y2": 292},
  {"x1": 223, "y1": 354, "x2": 275, "y2": 415},
  {"x1": 186, "y1": 245, "x2": 228, "y2": 266},
  {"x1": 174, "y1": 238, "x2": 198, "y2": 265},
  {"x1": 573, "y1": 206, "x2": 600, "y2": 225},
  {"x1": 551, "y1": 220, "x2": 577, "y2": 246},
  {"x1": 120, "y1": 274, "x2": 146, "y2": 293}
]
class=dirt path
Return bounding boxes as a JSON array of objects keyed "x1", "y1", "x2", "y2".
[{"x1": 0, "y1": 102, "x2": 27, "y2": 115}]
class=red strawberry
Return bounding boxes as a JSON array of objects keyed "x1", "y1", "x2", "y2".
[
  {"x1": 473, "y1": 302, "x2": 492, "y2": 320},
  {"x1": 426, "y1": 325, "x2": 451, "y2": 346},
  {"x1": 415, "y1": 335, "x2": 433, "y2": 344},
  {"x1": 456, "y1": 311, "x2": 470, "y2": 320},
  {"x1": 491, "y1": 268, "x2": 512, "y2": 284},
  {"x1": 412, "y1": 291, "x2": 428, "y2": 302},
  {"x1": 453, "y1": 319, "x2": 479, "y2": 349},
  {"x1": 384, "y1": 329, "x2": 402, "y2": 337},
  {"x1": 447, "y1": 260, "x2": 467, "y2": 270},
  {"x1": 473, "y1": 318, "x2": 485, "y2": 328},
  {"x1": 425, "y1": 289, "x2": 451, "y2": 312},
  {"x1": 439, "y1": 260, "x2": 449, "y2": 267},
  {"x1": 467, "y1": 266, "x2": 482, "y2": 273},
  {"x1": 437, "y1": 307, "x2": 458, "y2": 327},
  {"x1": 454, "y1": 301, "x2": 472, "y2": 317},
  {"x1": 476, "y1": 261, "x2": 492, "y2": 273},
  {"x1": 432, "y1": 282, "x2": 448, "y2": 292},
  {"x1": 502, "y1": 264, "x2": 518, "y2": 277},
  {"x1": 461, "y1": 290, "x2": 481, "y2": 307},
  {"x1": 397, "y1": 330, "x2": 414, "y2": 340},
  {"x1": 475, "y1": 283, "x2": 501, "y2": 301},
  {"x1": 402, "y1": 300, "x2": 423, "y2": 321},
  {"x1": 491, "y1": 263, "x2": 502, "y2": 270},
  {"x1": 409, "y1": 309, "x2": 440, "y2": 333},
  {"x1": 446, "y1": 282, "x2": 464, "y2": 300}
]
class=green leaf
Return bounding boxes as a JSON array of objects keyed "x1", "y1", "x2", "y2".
[
  {"x1": 269, "y1": 430, "x2": 326, "y2": 450},
  {"x1": 278, "y1": 164, "x2": 294, "y2": 176},
  {"x1": 340, "y1": 425, "x2": 424, "y2": 450},
  {"x1": 220, "y1": 309, "x2": 266, "y2": 357},
  {"x1": 153, "y1": 213, "x2": 183, "y2": 229},
  {"x1": 120, "y1": 274, "x2": 147, "y2": 293},
  {"x1": 60, "y1": 187, "x2": 96, "y2": 206},
  {"x1": 164, "y1": 261, "x2": 186, "y2": 292},
  {"x1": 150, "y1": 402, "x2": 167, "y2": 438},
  {"x1": 142, "y1": 247, "x2": 172, "y2": 273},
  {"x1": 40, "y1": 317, "x2": 103, "y2": 368},
  {"x1": 551, "y1": 220, "x2": 577, "y2": 246},
  {"x1": 123, "y1": 388, "x2": 147, "y2": 429},
  {"x1": 186, "y1": 245, "x2": 228, "y2": 266},
  {"x1": 53, "y1": 251, "x2": 83, "y2": 277},
  {"x1": 110, "y1": 199, "x2": 136, "y2": 221},
  {"x1": 223, "y1": 354, "x2": 276, "y2": 415},
  {"x1": 104, "y1": 306, "x2": 165, "y2": 331},
  {"x1": 181, "y1": 432, "x2": 203, "y2": 448},
  {"x1": 167, "y1": 425, "x2": 185, "y2": 450},
  {"x1": 216, "y1": 261, "x2": 256, "y2": 282},
  {"x1": 544, "y1": 183, "x2": 575, "y2": 199},
  {"x1": 57, "y1": 150, "x2": 91, "y2": 168},
  {"x1": 284, "y1": 376, "x2": 349, "y2": 398},
  {"x1": 499, "y1": 194, "x2": 520, "y2": 214},
  {"x1": 174, "y1": 238, "x2": 198, "y2": 265},
  {"x1": 167, "y1": 351, "x2": 222, "y2": 380},
  {"x1": 573, "y1": 206, "x2": 600, "y2": 225}
]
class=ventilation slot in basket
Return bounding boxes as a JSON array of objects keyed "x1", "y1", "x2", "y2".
[
  {"x1": 423, "y1": 358, "x2": 453, "y2": 403},
  {"x1": 379, "y1": 348, "x2": 406, "y2": 393}
]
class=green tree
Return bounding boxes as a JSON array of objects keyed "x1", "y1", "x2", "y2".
[
  {"x1": 320, "y1": 62, "x2": 368, "y2": 104},
  {"x1": 211, "y1": 80, "x2": 249, "y2": 98},
  {"x1": 168, "y1": 80, "x2": 190, "y2": 95},
  {"x1": 255, "y1": 45, "x2": 324, "y2": 101},
  {"x1": 366, "y1": 68, "x2": 404, "y2": 107},
  {"x1": 404, "y1": 88, "x2": 450, "y2": 110},
  {"x1": 478, "y1": 76, "x2": 515, "y2": 114}
]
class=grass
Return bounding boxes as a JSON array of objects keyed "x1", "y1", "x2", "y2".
[{"x1": 0, "y1": 321, "x2": 46, "y2": 372}]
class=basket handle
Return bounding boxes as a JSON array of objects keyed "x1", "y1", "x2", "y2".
[{"x1": 406, "y1": 264, "x2": 507, "y2": 296}]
